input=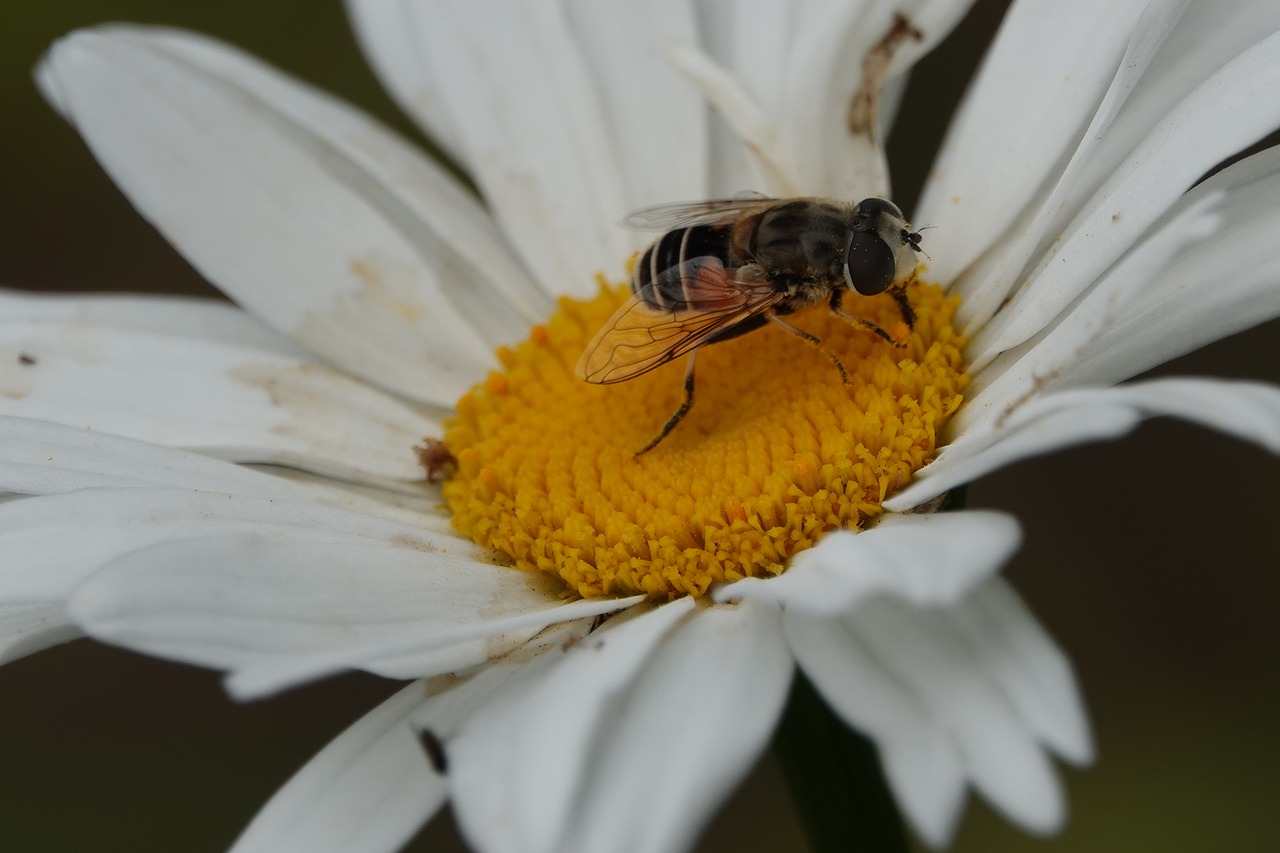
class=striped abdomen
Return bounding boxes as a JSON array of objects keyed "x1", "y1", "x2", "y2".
[{"x1": 632, "y1": 224, "x2": 736, "y2": 310}]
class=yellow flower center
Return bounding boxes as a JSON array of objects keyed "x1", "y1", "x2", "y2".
[{"x1": 442, "y1": 278, "x2": 967, "y2": 599}]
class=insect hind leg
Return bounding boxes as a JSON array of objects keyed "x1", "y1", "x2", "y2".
[
  {"x1": 765, "y1": 313, "x2": 849, "y2": 384},
  {"x1": 636, "y1": 352, "x2": 698, "y2": 456}
]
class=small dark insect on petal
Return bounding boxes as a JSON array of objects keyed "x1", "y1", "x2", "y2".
[
  {"x1": 415, "y1": 438, "x2": 457, "y2": 483},
  {"x1": 419, "y1": 728, "x2": 449, "y2": 775},
  {"x1": 18, "y1": 352, "x2": 37, "y2": 366}
]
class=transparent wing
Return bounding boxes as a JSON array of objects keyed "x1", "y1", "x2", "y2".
[
  {"x1": 622, "y1": 194, "x2": 773, "y2": 231},
  {"x1": 576, "y1": 260, "x2": 783, "y2": 384}
]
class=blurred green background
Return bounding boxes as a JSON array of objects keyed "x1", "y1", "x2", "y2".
[{"x1": 3, "y1": 2, "x2": 1279, "y2": 851}]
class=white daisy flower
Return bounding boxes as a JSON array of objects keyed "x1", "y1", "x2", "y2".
[{"x1": 5, "y1": 1, "x2": 1280, "y2": 851}]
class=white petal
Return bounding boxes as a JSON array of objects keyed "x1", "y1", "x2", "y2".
[
  {"x1": 0, "y1": 416, "x2": 309, "y2": 495},
  {"x1": 916, "y1": 0, "x2": 1151, "y2": 283},
  {"x1": 555, "y1": 602, "x2": 793, "y2": 853},
  {"x1": 785, "y1": 611, "x2": 966, "y2": 847},
  {"x1": 560, "y1": 0, "x2": 707, "y2": 210},
  {"x1": 0, "y1": 321, "x2": 438, "y2": 485},
  {"x1": 228, "y1": 591, "x2": 642, "y2": 702},
  {"x1": 2, "y1": 484, "x2": 429, "y2": 662},
  {"x1": 231, "y1": 681, "x2": 441, "y2": 853},
  {"x1": 955, "y1": 189, "x2": 1224, "y2": 437},
  {"x1": 674, "y1": 2, "x2": 972, "y2": 200},
  {"x1": 716, "y1": 511, "x2": 1020, "y2": 615},
  {"x1": 67, "y1": 529, "x2": 634, "y2": 697},
  {"x1": 0, "y1": 290, "x2": 304, "y2": 356},
  {"x1": 409, "y1": 619, "x2": 596, "y2": 742},
  {"x1": 0, "y1": 603, "x2": 79, "y2": 665},
  {"x1": 945, "y1": 581, "x2": 1093, "y2": 765},
  {"x1": 661, "y1": 44, "x2": 795, "y2": 195},
  {"x1": 342, "y1": 0, "x2": 467, "y2": 164},
  {"x1": 450, "y1": 599, "x2": 792, "y2": 853},
  {"x1": 39, "y1": 26, "x2": 501, "y2": 405},
  {"x1": 888, "y1": 378, "x2": 1280, "y2": 510},
  {"x1": 1048, "y1": 0, "x2": 1280, "y2": 270},
  {"x1": 793, "y1": 581, "x2": 1075, "y2": 844},
  {"x1": 449, "y1": 599, "x2": 696, "y2": 853},
  {"x1": 854, "y1": 593, "x2": 1066, "y2": 835},
  {"x1": 0, "y1": 417, "x2": 445, "y2": 532},
  {"x1": 950, "y1": 0, "x2": 1194, "y2": 331},
  {"x1": 969, "y1": 28, "x2": 1280, "y2": 367},
  {"x1": 127, "y1": 26, "x2": 551, "y2": 336},
  {"x1": 1063, "y1": 146, "x2": 1280, "y2": 386},
  {"x1": 348, "y1": 0, "x2": 633, "y2": 295},
  {"x1": 886, "y1": 403, "x2": 1141, "y2": 510},
  {"x1": 687, "y1": 3, "x2": 761, "y2": 196}
]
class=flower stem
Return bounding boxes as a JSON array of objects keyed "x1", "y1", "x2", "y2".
[{"x1": 773, "y1": 671, "x2": 909, "y2": 852}]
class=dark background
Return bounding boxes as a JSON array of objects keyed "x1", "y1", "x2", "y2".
[{"x1": 3, "y1": 2, "x2": 1279, "y2": 851}]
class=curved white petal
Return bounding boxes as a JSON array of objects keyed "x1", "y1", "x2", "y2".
[
  {"x1": 888, "y1": 379, "x2": 1280, "y2": 510},
  {"x1": 228, "y1": 591, "x2": 642, "y2": 702},
  {"x1": 1, "y1": 321, "x2": 438, "y2": 485},
  {"x1": 1062, "y1": 146, "x2": 1280, "y2": 386},
  {"x1": 1, "y1": 484, "x2": 453, "y2": 663},
  {"x1": 855, "y1": 592, "x2": 1067, "y2": 835},
  {"x1": 715, "y1": 510, "x2": 1021, "y2": 615},
  {"x1": 559, "y1": 0, "x2": 707, "y2": 210},
  {"x1": 0, "y1": 416, "x2": 310, "y2": 495},
  {"x1": 449, "y1": 599, "x2": 695, "y2": 853},
  {"x1": 0, "y1": 290, "x2": 304, "y2": 356},
  {"x1": 127, "y1": 25, "x2": 550, "y2": 336},
  {"x1": 916, "y1": 0, "x2": 1151, "y2": 283},
  {"x1": 231, "y1": 681, "x2": 441, "y2": 853},
  {"x1": 39, "y1": 26, "x2": 503, "y2": 405},
  {"x1": 450, "y1": 599, "x2": 792, "y2": 853},
  {"x1": 956, "y1": 189, "x2": 1224, "y2": 436},
  {"x1": 0, "y1": 603, "x2": 80, "y2": 665},
  {"x1": 67, "y1": 530, "x2": 633, "y2": 698},
  {"x1": 969, "y1": 28, "x2": 1280, "y2": 367},
  {"x1": 1049, "y1": 0, "x2": 1280, "y2": 267},
  {"x1": 672, "y1": 1, "x2": 972, "y2": 200},
  {"x1": 554, "y1": 602, "x2": 792, "y2": 853},
  {"x1": 960, "y1": 146, "x2": 1280, "y2": 436},
  {"x1": 348, "y1": 0, "x2": 655, "y2": 295},
  {"x1": 950, "y1": 0, "x2": 1194, "y2": 331},
  {"x1": 945, "y1": 581, "x2": 1093, "y2": 765},
  {"x1": 789, "y1": 578, "x2": 1081, "y2": 845},
  {"x1": 784, "y1": 610, "x2": 966, "y2": 846}
]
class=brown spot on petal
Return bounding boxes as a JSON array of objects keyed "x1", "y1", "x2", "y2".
[
  {"x1": 415, "y1": 438, "x2": 457, "y2": 483},
  {"x1": 388, "y1": 533, "x2": 440, "y2": 553},
  {"x1": 848, "y1": 13, "x2": 924, "y2": 135},
  {"x1": 349, "y1": 256, "x2": 428, "y2": 325}
]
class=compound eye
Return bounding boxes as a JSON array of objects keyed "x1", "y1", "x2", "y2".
[
  {"x1": 856, "y1": 197, "x2": 904, "y2": 219},
  {"x1": 844, "y1": 231, "x2": 895, "y2": 295}
]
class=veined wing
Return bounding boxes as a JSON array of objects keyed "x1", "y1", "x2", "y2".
[
  {"x1": 622, "y1": 194, "x2": 773, "y2": 231},
  {"x1": 576, "y1": 259, "x2": 782, "y2": 384}
]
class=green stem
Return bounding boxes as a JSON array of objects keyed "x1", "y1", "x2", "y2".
[{"x1": 773, "y1": 671, "x2": 909, "y2": 853}]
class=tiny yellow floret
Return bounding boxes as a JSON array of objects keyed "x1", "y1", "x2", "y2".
[{"x1": 442, "y1": 278, "x2": 967, "y2": 599}]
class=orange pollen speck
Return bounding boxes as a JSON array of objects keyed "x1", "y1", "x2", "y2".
[{"x1": 440, "y1": 278, "x2": 968, "y2": 599}]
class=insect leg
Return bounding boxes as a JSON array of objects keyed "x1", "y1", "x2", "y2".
[
  {"x1": 890, "y1": 286, "x2": 916, "y2": 329},
  {"x1": 827, "y1": 288, "x2": 907, "y2": 348},
  {"x1": 766, "y1": 313, "x2": 849, "y2": 384},
  {"x1": 636, "y1": 352, "x2": 698, "y2": 456}
]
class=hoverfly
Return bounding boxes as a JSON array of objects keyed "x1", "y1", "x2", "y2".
[{"x1": 576, "y1": 196, "x2": 924, "y2": 455}]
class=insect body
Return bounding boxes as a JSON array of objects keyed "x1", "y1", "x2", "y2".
[{"x1": 576, "y1": 196, "x2": 924, "y2": 455}]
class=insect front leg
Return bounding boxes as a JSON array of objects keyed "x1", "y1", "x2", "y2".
[
  {"x1": 636, "y1": 351, "x2": 698, "y2": 456},
  {"x1": 765, "y1": 313, "x2": 849, "y2": 384},
  {"x1": 827, "y1": 288, "x2": 908, "y2": 348},
  {"x1": 890, "y1": 286, "x2": 916, "y2": 329}
]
